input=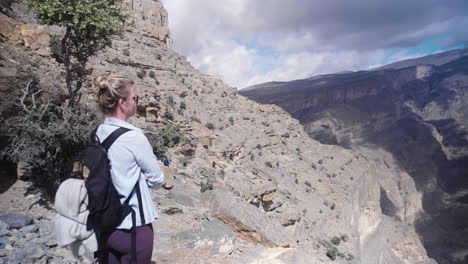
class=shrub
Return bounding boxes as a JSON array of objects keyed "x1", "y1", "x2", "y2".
[
  {"x1": 330, "y1": 236, "x2": 341, "y2": 245},
  {"x1": 149, "y1": 70, "x2": 156, "y2": 79},
  {"x1": 180, "y1": 102, "x2": 186, "y2": 110},
  {"x1": 326, "y1": 248, "x2": 338, "y2": 260},
  {"x1": 319, "y1": 240, "x2": 339, "y2": 261},
  {"x1": 167, "y1": 96, "x2": 175, "y2": 107},
  {"x1": 205, "y1": 123, "x2": 215, "y2": 130},
  {"x1": 164, "y1": 111, "x2": 174, "y2": 121},
  {"x1": 2, "y1": 99, "x2": 99, "y2": 197},
  {"x1": 265, "y1": 161, "x2": 273, "y2": 168},
  {"x1": 256, "y1": 144, "x2": 262, "y2": 150},
  {"x1": 190, "y1": 116, "x2": 201, "y2": 123},
  {"x1": 200, "y1": 182, "x2": 213, "y2": 193},
  {"x1": 123, "y1": 49, "x2": 130, "y2": 56},
  {"x1": 136, "y1": 70, "x2": 145, "y2": 79},
  {"x1": 229, "y1": 116, "x2": 234, "y2": 125},
  {"x1": 145, "y1": 125, "x2": 185, "y2": 159},
  {"x1": 340, "y1": 234, "x2": 349, "y2": 242}
]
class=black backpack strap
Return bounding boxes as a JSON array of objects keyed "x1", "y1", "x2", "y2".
[
  {"x1": 101, "y1": 127, "x2": 130, "y2": 151},
  {"x1": 129, "y1": 176, "x2": 145, "y2": 264},
  {"x1": 122, "y1": 175, "x2": 145, "y2": 264},
  {"x1": 130, "y1": 210, "x2": 137, "y2": 264},
  {"x1": 135, "y1": 180, "x2": 145, "y2": 224},
  {"x1": 90, "y1": 126, "x2": 99, "y2": 144}
]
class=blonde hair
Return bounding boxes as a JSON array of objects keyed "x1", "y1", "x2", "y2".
[{"x1": 93, "y1": 74, "x2": 134, "y2": 115}]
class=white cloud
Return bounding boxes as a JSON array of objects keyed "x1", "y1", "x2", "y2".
[
  {"x1": 161, "y1": 0, "x2": 468, "y2": 88},
  {"x1": 188, "y1": 39, "x2": 257, "y2": 88},
  {"x1": 244, "y1": 50, "x2": 388, "y2": 88}
]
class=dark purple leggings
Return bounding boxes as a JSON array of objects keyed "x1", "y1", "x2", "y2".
[{"x1": 102, "y1": 224, "x2": 154, "y2": 264}]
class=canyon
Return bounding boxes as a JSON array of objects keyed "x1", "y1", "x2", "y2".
[{"x1": 241, "y1": 49, "x2": 468, "y2": 264}]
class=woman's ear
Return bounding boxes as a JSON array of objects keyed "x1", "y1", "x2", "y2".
[{"x1": 117, "y1": 98, "x2": 126, "y2": 111}]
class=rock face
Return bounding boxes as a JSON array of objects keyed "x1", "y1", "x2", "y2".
[
  {"x1": 241, "y1": 50, "x2": 468, "y2": 264},
  {"x1": 123, "y1": 0, "x2": 172, "y2": 47},
  {"x1": 0, "y1": 1, "x2": 438, "y2": 263}
]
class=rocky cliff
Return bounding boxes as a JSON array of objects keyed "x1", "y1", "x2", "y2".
[
  {"x1": 0, "y1": 1, "x2": 438, "y2": 263},
  {"x1": 241, "y1": 50, "x2": 468, "y2": 264}
]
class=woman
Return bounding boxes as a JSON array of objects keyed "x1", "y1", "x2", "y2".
[{"x1": 93, "y1": 74, "x2": 165, "y2": 264}]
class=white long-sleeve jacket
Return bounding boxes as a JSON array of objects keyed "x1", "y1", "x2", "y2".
[
  {"x1": 54, "y1": 178, "x2": 97, "y2": 260},
  {"x1": 96, "y1": 117, "x2": 165, "y2": 229}
]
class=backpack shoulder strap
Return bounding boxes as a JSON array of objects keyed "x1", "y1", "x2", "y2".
[
  {"x1": 90, "y1": 127, "x2": 99, "y2": 144},
  {"x1": 101, "y1": 127, "x2": 130, "y2": 151},
  {"x1": 123, "y1": 174, "x2": 146, "y2": 224},
  {"x1": 135, "y1": 179, "x2": 145, "y2": 224}
]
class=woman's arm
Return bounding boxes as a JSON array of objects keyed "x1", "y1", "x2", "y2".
[{"x1": 131, "y1": 132, "x2": 165, "y2": 188}]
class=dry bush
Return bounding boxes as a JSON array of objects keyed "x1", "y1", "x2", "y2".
[{"x1": 1, "y1": 82, "x2": 99, "y2": 195}]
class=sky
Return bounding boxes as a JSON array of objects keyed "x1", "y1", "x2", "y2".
[{"x1": 161, "y1": 0, "x2": 468, "y2": 89}]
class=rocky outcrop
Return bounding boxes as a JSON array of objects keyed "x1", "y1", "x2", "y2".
[
  {"x1": 123, "y1": 0, "x2": 172, "y2": 47},
  {"x1": 241, "y1": 50, "x2": 468, "y2": 264},
  {"x1": 0, "y1": 13, "x2": 50, "y2": 55}
]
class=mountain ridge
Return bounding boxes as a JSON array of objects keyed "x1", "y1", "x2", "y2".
[{"x1": 240, "y1": 49, "x2": 468, "y2": 264}]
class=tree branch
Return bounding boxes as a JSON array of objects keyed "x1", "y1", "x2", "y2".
[
  {"x1": 20, "y1": 80, "x2": 34, "y2": 113},
  {"x1": 39, "y1": 101, "x2": 51, "y2": 120},
  {"x1": 75, "y1": 93, "x2": 82, "y2": 105},
  {"x1": 32, "y1": 88, "x2": 42, "y2": 109}
]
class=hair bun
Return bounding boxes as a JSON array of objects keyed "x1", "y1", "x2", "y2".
[{"x1": 93, "y1": 75, "x2": 110, "y2": 92}]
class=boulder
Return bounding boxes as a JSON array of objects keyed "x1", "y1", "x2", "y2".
[{"x1": 0, "y1": 213, "x2": 33, "y2": 229}]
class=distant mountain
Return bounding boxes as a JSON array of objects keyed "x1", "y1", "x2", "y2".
[
  {"x1": 240, "y1": 49, "x2": 468, "y2": 264},
  {"x1": 374, "y1": 48, "x2": 468, "y2": 70}
]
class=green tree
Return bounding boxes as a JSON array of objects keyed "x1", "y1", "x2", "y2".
[{"x1": 28, "y1": 0, "x2": 126, "y2": 106}]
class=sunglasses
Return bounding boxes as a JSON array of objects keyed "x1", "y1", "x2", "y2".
[{"x1": 132, "y1": 96, "x2": 139, "y2": 104}]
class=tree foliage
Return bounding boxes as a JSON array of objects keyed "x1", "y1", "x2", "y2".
[{"x1": 28, "y1": 0, "x2": 126, "y2": 106}]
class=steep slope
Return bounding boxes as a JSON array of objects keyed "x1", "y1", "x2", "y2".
[
  {"x1": 241, "y1": 51, "x2": 468, "y2": 264},
  {"x1": 0, "y1": 1, "x2": 436, "y2": 263}
]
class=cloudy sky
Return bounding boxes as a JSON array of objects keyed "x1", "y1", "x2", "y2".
[{"x1": 161, "y1": 0, "x2": 468, "y2": 89}]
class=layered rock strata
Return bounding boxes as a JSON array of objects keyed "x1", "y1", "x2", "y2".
[{"x1": 241, "y1": 51, "x2": 468, "y2": 264}]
